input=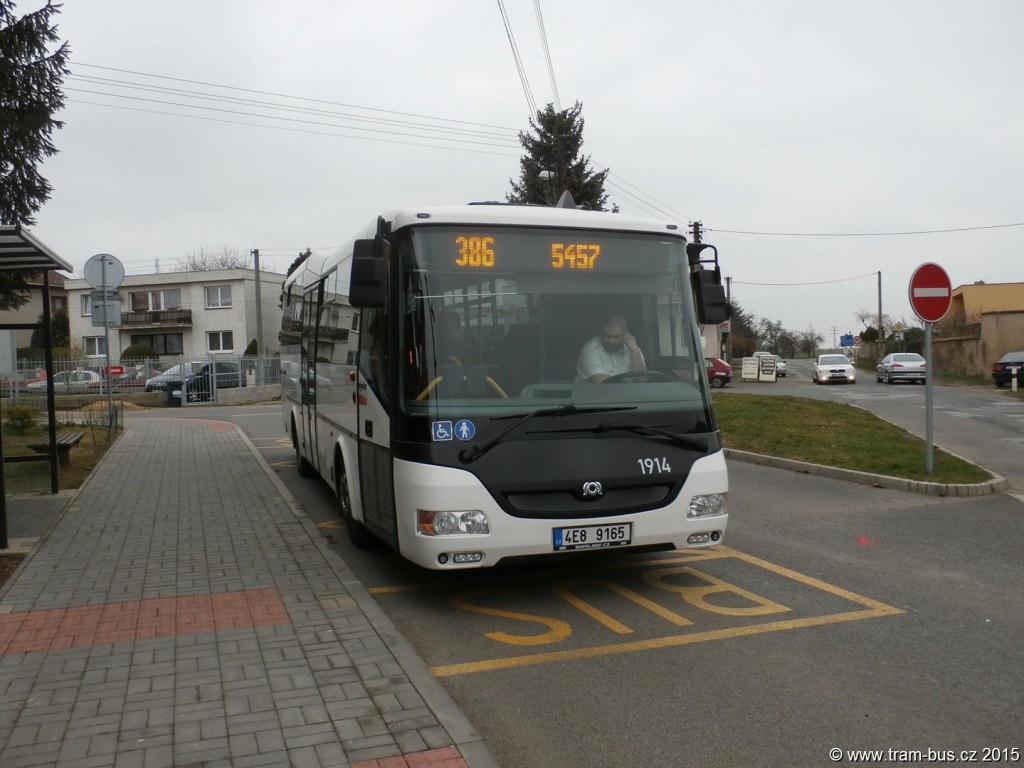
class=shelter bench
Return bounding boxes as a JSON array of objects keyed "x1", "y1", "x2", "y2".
[{"x1": 27, "y1": 431, "x2": 85, "y2": 468}]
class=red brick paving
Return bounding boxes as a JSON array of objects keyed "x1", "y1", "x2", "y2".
[{"x1": 0, "y1": 587, "x2": 289, "y2": 654}]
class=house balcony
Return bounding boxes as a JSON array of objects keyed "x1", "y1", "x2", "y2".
[{"x1": 117, "y1": 309, "x2": 193, "y2": 328}]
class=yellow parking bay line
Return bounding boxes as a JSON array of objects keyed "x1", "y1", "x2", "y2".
[{"x1": 428, "y1": 546, "x2": 904, "y2": 677}]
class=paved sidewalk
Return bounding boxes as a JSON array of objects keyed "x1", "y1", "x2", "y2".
[{"x1": 0, "y1": 418, "x2": 497, "y2": 768}]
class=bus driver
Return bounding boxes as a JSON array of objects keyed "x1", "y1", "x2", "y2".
[{"x1": 576, "y1": 314, "x2": 647, "y2": 383}]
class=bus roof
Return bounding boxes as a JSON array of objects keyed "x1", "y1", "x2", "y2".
[{"x1": 385, "y1": 202, "x2": 686, "y2": 237}]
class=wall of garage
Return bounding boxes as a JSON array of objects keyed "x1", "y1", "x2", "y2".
[{"x1": 934, "y1": 310, "x2": 1024, "y2": 377}]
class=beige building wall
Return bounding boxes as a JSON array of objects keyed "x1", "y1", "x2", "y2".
[{"x1": 950, "y1": 282, "x2": 1024, "y2": 319}]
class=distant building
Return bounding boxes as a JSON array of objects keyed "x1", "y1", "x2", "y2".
[{"x1": 65, "y1": 268, "x2": 286, "y2": 361}]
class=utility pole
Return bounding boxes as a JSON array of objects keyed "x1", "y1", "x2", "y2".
[
  {"x1": 830, "y1": 326, "x2": 839, "y2": 348},
  {"x1": 691, "y1": 221, "x2": 702, "y2": 243},
  {"x1": 251, "y1": 249, "x2": 264, "y2": 385},
  {"x1": 877, "y1": 271, "x2": 883, "y2": 348},
  {"x1": 725, "y1": 275, "x2": 732, "y2": 362}
]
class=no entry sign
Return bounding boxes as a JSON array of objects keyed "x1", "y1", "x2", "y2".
[{"x1": 908, "y1": 263, "x2": 952, "y2": 323}]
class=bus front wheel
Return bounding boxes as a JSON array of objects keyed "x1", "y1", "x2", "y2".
[{"x1": 336, "y1": 461, "x2": 371, "y2": 548}]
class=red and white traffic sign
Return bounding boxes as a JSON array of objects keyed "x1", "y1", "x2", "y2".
[{"x1": 908, "y1": 262, "x2": 952, "y2": 323}]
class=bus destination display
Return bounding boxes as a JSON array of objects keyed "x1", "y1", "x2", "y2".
[{"x1": 454, "y1": 234, "x2": 601, "y2": 271}]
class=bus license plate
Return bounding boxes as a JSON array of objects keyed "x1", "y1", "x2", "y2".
[{"x1": 553, "y1": 523, "x2": 632, "y2": 551}]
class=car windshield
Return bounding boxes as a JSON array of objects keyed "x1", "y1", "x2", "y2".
[
  {"x1": 394, "y1": 224, "x2": 713, "y2": 432},
  {"x1": 894, "y1": 354, "x2": 924, "y2": 362},
  {"x1": 999, "y1": 351, "x2": 1024, "y2": 362},
  {"x1": 819, "y1": 355, "x2": 850, "y2": 365}
]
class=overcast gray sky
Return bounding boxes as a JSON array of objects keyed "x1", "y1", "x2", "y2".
[{"x1": 21, "y1": 0, "x2": 1024, "y2": 344}]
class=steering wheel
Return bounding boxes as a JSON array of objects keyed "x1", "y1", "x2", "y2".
[{"x1": 601, "y1": 370, "x2": 672, "y2": 384}]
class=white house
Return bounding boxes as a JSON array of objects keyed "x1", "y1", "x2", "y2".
[{"x1": 65, "y1": 268, "x2": 286, "y2": 361}]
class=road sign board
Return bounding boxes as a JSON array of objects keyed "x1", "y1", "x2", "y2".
[
  {"x1": 83, "y1": 253, "x2": 125, "y2": 290},
  {"x1": 90, "y1": 289, "x2": 122, "y2": 327},
  {"x1": 909, "y1": 262, "x2": 952, "y2": 323}
]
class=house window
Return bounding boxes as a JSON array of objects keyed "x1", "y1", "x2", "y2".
[
  {"x1": 130, "y1": 289, "x2": 181, "y2": 311},
  {"x1": 208, "y1": 331, "x2": 234, "y2": 352},
  {"x1": 206, "y1": 285, "x2": 232, "y2": 308},
  {"x1": 84, "y1": 336, "x2": 106, "y2": 356},
  {"x1": 80, "y1": 295, "x2": 92, "y2": 316},
  {"x1": 130, "y1": 333, "x2": 184, "y2": 354}
]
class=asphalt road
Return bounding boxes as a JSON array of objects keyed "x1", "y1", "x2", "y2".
[{"x1": 132, "y1": 388, "x2": 1024, "y2": 767}]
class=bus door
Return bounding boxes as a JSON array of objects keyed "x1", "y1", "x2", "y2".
[
  {"x1": 355, "y1": 305, "x2": 398, "y2": 549},
  {"x1": 300, "y1": 280, "x2": 322, "y2": 473}
]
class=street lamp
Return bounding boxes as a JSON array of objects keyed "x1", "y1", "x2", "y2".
[{"x1": 538, "y1": 170, "x2": 555, "y2": 205}]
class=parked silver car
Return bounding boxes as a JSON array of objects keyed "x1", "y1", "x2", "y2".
[
  {"x1": 876, "y1": 352, "x2": 926, "y2": 384},
  {"x1": 26, "y1": 369, "x2": 102, "y2": 392}
]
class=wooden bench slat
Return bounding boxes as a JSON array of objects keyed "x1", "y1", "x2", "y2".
[{"x1": 27, "y1": 431, "x2": 85, "y2": 452}]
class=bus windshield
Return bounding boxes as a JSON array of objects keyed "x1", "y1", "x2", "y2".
[{"x1": 397, "y1": 225, "x2": 714, "y2": 430}]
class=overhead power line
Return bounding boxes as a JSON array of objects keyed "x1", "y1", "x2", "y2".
[
  {"x1": 496, "y1": 0, "x2": 537, "y2": 116},
  {"x1": 66, "y1": 98, "x2": 522, "y2": 158},
  {"x1": 707, "y1": 222, "x2": 1024, "y2": 237},
  {"x1": 534, "y1": 0, "x2": 561, "y2": 111},
  {"x1": 72, "y1": 62, "x2": 520, "y2": 132},
  {"x1": 733, "y1": 272, "x2": 879, "y2": 287}
]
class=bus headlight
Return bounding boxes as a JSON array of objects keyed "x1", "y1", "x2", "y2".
[
  {"x1": 688, "y1": 493, "x2": 726, "y2": 519},
  {"x1": 418, "y1": 509, "x2": 490, "y2": 536}
]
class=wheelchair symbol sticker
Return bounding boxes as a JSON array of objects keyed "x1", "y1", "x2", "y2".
[
  {"x1": 454, "y1": 420, "x2": 476, "y2": 441},
  {"x1": 432, "y1": 421, "x2": 453, "y2": 441}
]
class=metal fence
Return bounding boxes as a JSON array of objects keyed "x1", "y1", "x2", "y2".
[{"x1": 1, "y1": 355, "x2": 281, "y2": 400}]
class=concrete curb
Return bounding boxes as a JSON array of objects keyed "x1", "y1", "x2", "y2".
[{"x1": 725, "y1": 448, "x2": 1008, "y2": 496}]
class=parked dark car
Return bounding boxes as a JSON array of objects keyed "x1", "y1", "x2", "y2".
[
  {"x1": 706, "y1": 357, "x2": 732, "y2": 388},
  {"x1": 992, "y1": 350, "x2": 1024, "y2": 387},
  {"x1": 146, "y1": 362, "x2": 205, "y2": 392},
  {"x1": 184, "y1": 361, "x2": 243, "y2": 402}
]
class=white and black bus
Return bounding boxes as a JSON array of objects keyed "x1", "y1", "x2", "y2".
[{"x1": 281, "y1": 199, "x2": 729, "y2": 569}]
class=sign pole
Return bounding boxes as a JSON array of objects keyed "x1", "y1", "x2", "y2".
[
  {"x1": 100, "y1": 258, "x2": 116, "y2": 430},
  {"x1": 84, "y1": 253, "x2": 125, "y2": 433},
  {"x1": 908, "y1": 262, "x2": 952, "y2": 476},
  {"x1": 924, "y1": 321, "x2": 933, "y2": 473}
]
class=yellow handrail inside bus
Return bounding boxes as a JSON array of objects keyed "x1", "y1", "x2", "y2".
[{"x1": 416, "y1": 376, "x2": 508, "y2": 400}]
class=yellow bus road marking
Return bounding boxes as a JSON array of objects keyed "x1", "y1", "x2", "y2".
[
  {"x1": 367, "y1": 544, "x2": 904, "y2": 677},
  {"x1": 371, "y1": 584, "x2": 427, "y2": 595},
  {"x1": 430, "y1": 605, "x2": 900, "y2": 677}
]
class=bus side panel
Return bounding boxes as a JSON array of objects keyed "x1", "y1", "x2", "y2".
[{"x1": 358, "y1": 441, "x2": 398, "y2": 549}]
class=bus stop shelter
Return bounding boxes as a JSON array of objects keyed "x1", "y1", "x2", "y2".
[{"x1": 0, "y1": 224, "x2": 74, "y2": 550}]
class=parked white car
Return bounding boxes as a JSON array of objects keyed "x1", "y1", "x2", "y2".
[
  {"x1": 26, "y1": 370, "x2": 102, "y2": 392},
  {"x1": 812, "y1": 354, "x2": 857, "y2": 385}
]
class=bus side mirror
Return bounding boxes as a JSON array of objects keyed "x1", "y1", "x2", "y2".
[
  {"x1": 349, "y1": 236, "x2": 390, "y2": 307},
  {"x1": 691, "y1": 268, "x2": 728, "y2": 325}
]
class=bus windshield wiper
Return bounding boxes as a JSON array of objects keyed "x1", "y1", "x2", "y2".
[
  {"x1": 458, "y1": 405, "x2": 636, "y2": 464},
  {"x1": 546, "y1": 422, "x2": 709, "y2": 453}
]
